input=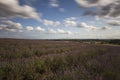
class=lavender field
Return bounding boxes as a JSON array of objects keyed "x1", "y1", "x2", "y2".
[{"x1": 0, "y1": 39, "x2": 120, "y2": 80}]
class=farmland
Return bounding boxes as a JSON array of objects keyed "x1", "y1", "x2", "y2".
[{"x1": 0, "y1": 39, "x2": 120, "y2": 80}]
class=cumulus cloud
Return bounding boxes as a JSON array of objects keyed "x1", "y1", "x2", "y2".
[
  {"x1": 43, "y1": 19, "x2": 61, "y2": 27},
  {"x1": 64, "y1": 17, "x2": 77, "y2": 27},
  {"x1": 57, "y1": 29, "x2": 66, "y2": 34},
  {"x1": 49, "y1": 0, "x2": 59, "y2": 7},
  {"x1": 75, "y1": 0, "x2": 120, "y2": 18},
  {"x1": 106, "y1": 19, "x2": 120, "y2": 26},
  {"x1": 1, "y1": 20, "x2": 23, "y2": 29},
  {"x1": 0, "y1": 20, "x2": 23, "y2": 32},
  {"x1": 48, "y1": 28, "x2": 72, "y2": 34},
  {"x1": 63, "y1": 17, "x2": 110, "y2": 31},
  {"x1": 35, "y1": 26, "x2": 45, "y2": 31},
  {"x1": 49, "y1": 0, "x2": 65, "y2": 13},
  {"x1": 77, "y1": 22, "x2": 110, "y2": 31},
  {"x1": 57, "y1": 29, "x2": 72, "y2": 34},
  {"x1": 26, "y1": 26, "x2": 34, "y2": 31},
  {"x1": 48, "y1": 29, "x2": 57, "y2": 33},
  {"x1": 77, "y1": 22, "x2": 98, "y2": 30},
  {"x1": 0, "y1": 0, "x2": 40, "y2": 20}
]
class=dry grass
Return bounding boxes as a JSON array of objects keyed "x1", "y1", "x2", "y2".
[{"x1": 0, "y1": 39, "x2": 120, "y2": 80}]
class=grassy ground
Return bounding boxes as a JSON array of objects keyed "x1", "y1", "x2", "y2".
[{"x1": 0, "y1": 39, "x2": 120, "y2": 80}]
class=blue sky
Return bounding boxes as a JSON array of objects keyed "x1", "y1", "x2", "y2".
[{"x1": 0, "y1": 0, "x2": 120, "y2": 39}]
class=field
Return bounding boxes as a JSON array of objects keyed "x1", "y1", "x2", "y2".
[{"x1": 0, "y1": 39, "x2": 120, "y2": 80}]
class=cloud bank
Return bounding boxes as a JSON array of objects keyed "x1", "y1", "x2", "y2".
[
  {"x1": 77, "y1": 22, "x2": 110, "y2": 31},
  {"x1": 75, "y1": 0, "x2": 120, "y2": 18},
  {"x1": 106, "y1": 19, "x2": 120, "y2": 26}
]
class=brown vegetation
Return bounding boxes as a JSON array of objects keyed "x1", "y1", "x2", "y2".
[{"x1": 0, "y1": 39, "x2": 120, "y2": 80}]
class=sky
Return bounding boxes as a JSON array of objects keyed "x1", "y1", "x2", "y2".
[{"x1": 0, "y1": 0, "x2": 120, "y2": 39}]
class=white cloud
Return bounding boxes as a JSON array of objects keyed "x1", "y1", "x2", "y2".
[
  {"x1": 0, "y1": 20, "x2": 23, "y2": 32},
  {"x1": 106, "y1": 19, "x2": 120, "y2": 26},
  {"x1": 0, "y1": 0, "x2": 40, "y2": 20},
  {"x1": 48, "y1": 29, "x2": 57, "y2": 33},
  {"x1": 64, "y1": 17, "x2": 77, "y2": 27},
  {"x1": 26, "y1": 26, "x2": 34, "y2": 31},
  {"x1": 6, "y1": 28, "x2": 16, "y2": 32},
  {"x1": 35, "y1": 26, "x2": 45, "y2": 31},
  {"x1": 57, "y1": 29, "x2": 65, "y2": 33},
  {"x1": 63, "y1": 17, "x2": 111, "y2": 31},
  {"x1": 43, "y1": 20, "x2": 53, "y2": 26},
  {"x1": 49, "y1": 0, "x2": 59, "y2": 7},
  {"x1": 57, "y1": 29, "x2": 72, "y2": 34},
  {"x1": 78, "y1": 22, "x2": 111, "y2": 31},
  {"x1": 1, "y1": 20, "x2": 23, "y2": 29},
  {"x1": 75, "y1": 0, "x2": 115, "y2": 8},
  {"x1": 77, "y1": 22, "x2": 98, "y2": 31},
  {"x1": 49, "y1": 0, "x2": 65, "y2": 14},
  {"x1": 47, "y1": 28, "x2": 72, "y2": 34},
  {"x1": 43, "y1": 19, "x2": 61, "y2": 27},
  {"x1": 66, "y1": 17, "x2": 76, "y2": 20},
  {"x1": 54, "y1": 21, "x2": 61, "y2": 26},
  {"x1": 75, "y1": 0, "x2": 120, "y2": 18}
]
